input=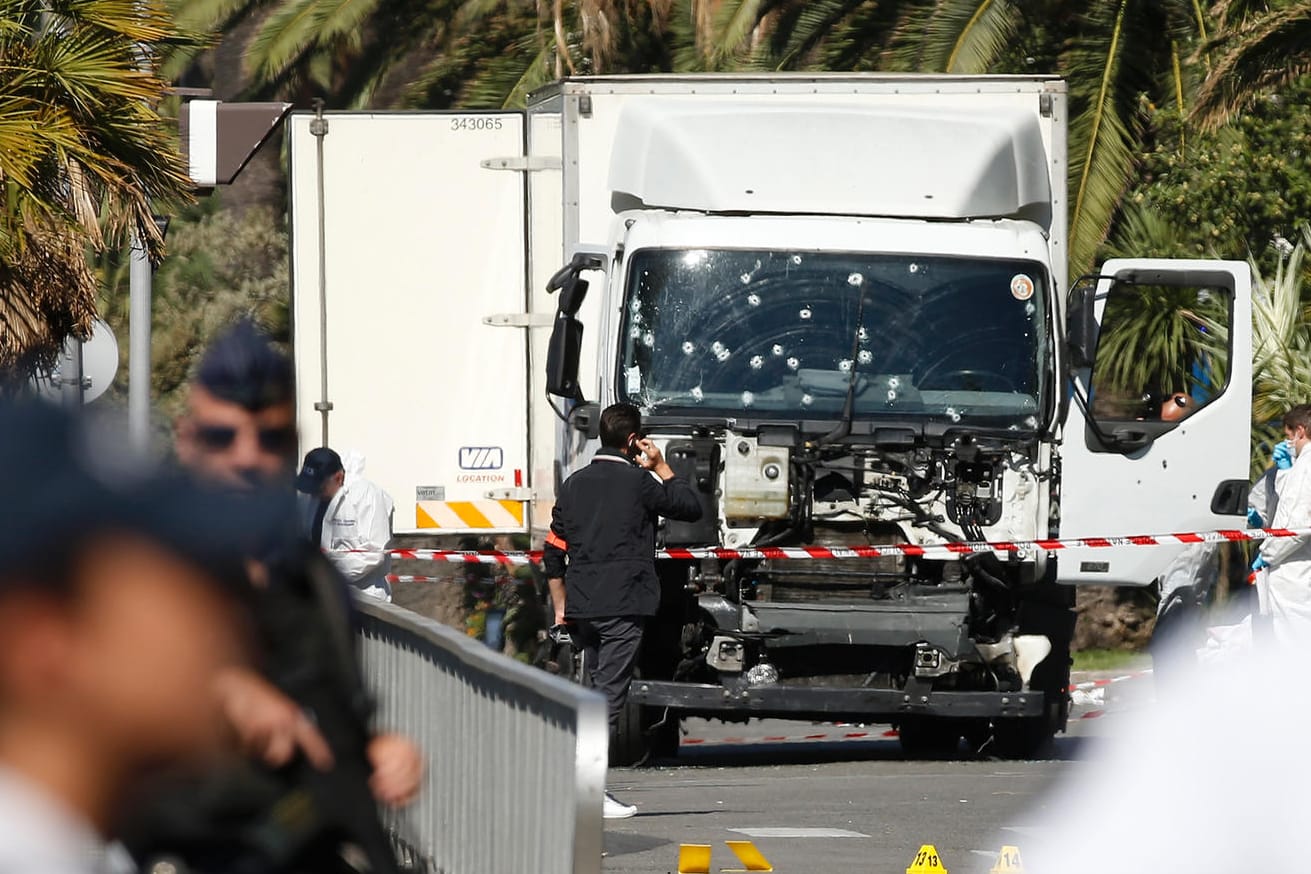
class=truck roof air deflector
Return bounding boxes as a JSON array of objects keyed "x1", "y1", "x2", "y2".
[{"x1": 607, "y1": 101, "x2": 1053, "y2": 228}]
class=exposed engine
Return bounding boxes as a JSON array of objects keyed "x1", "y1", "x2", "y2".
[{"x1": 660, "y1": 429, "x2": 1058, "y2": 703}]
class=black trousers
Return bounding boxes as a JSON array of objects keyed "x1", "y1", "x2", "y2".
[{"x1": 573, "y1": 616, "x2": 645, "y2": 735}]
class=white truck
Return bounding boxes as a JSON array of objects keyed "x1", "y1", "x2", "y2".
[{"x1": 288, "y1": 74, "x2": 1252, "y2": 760}]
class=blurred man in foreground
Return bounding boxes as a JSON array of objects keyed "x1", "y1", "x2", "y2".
[
  {"x1": 174, "y1": 319, "x2": 421, "y2": 804},
  {"x1": 127, "y1": 320, "x2": 421, "y2": 871},
  {"x1": 0, "y1": 402, "x2": 256, "y2": 871}
]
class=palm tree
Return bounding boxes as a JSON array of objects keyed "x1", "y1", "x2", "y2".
[
  {"x1": 884, "y1": 0, "x2": 1216, "y2": 278},
  {"x1": 1248, "y1": 226, "x2": 1311, "y2": 473},
  {"x1": 1193, "y1": 0, "x2": 1311, "y2": 129},
  {"x1": 169, "y1": 0, "x2": 753, "y2": 109},
  {"x1": 0, "y1": 0, "x2": 195, "y2": 383}
]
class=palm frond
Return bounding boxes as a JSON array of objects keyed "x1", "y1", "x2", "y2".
[
  {"x1": 1192, "y1": 2, "x2": 1311, "y2": 129},
  {"x1": 1065, "y1": 0, "x2": 1161, "y2": 275},
  {"x1": 891, "y1": 0, "x2": 1022, "y2": 73}
]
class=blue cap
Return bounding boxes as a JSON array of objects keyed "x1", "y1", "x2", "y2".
[
  {"x1": 0, "y1": 401, "x2": 289, "y2": 591},
  {"x1": 295, "y1": 447, "x2": 343, "y2": 494}
]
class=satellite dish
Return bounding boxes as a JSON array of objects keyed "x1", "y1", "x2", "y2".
[{"x1": 30, "y1": 318, "x2": 121, "y2": 404}]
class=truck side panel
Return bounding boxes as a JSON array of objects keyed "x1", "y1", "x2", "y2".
[{"x1": 289, "y1": 111, "x2": 532, "y2": 534}]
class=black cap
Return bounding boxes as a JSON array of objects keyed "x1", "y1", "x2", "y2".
[
  {"x1": 0, "y1": 401, "x2": 287, "y2": 593},
  {"x1": 194, "y1": 317, "x2": 293, "y2": 412},
  {"x1": 295, "y1": 447, "x2": 344, "y2": 494}
]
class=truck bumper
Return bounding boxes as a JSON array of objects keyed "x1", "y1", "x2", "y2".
[{"x1": 630, "y1": 680, "x2": 1046, "y2": 720}]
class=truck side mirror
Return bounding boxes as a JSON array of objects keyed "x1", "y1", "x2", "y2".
[
  {"x1": 569, "y1": 401, "x2": 601, "y2": 438},
  {"x1": 546, "y1": 312, "x2": 584, "y2": 400},
  {"x1": 557, "y1": 276, "x2": 589, "y2": 316},
  {"x1": 1066, "y1": 275, "x2": 1100, "y2": 368}
]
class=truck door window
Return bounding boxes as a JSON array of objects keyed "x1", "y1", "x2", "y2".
[{"x1": 1087, "y1": 282, "x2": 1232, "y2": 425}]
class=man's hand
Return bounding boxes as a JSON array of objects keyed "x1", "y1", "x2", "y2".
[
  {"x1": 635, "y1": 438, "x2": 675, "y2": 480},
  {"x1": 367, "y1": 733, "x2": 424, "y2": 807},
  {"x1": 214, "y1": 667, "x2": 334, "y2": 771}
]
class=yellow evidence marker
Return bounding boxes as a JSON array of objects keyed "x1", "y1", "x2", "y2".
[
  {"x1": 906, "y1": 844, "x2": 949, "y2": 874},
  {"x1": 678, "y1": 844, "x2": 713, "y2": 874},
  {"x1": 723, "y1": 839, "x2": 774, "y2": 872},
  {"x1": 990, "y1": 845, "x2": 1024, "y2": 874}
]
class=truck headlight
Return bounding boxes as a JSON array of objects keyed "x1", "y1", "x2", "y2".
[{"x1": 746, "y1": 663, "x2": 780, "y2": 687}]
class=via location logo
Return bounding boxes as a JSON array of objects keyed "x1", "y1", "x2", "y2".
[{"x1": 458, "y1": 446, "x2": 504, "y2": 471}]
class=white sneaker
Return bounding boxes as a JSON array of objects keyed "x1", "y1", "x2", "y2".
[{"x1": 603, "y1": 792, "x2": 637, "y2": 819}]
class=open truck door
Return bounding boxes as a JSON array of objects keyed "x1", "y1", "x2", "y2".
[
  {"x1": 289, "y1": 111, "x2": 531, "y2": 534},
  {"x1": 1059, "y1": 259, "x2": 1253, "y2": 586}
]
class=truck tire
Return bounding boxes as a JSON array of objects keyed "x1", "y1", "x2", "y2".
[
  {"x1": 610, "y1": 671, "x2": 679, "y2": 766},
  {"x1": 897, "y1": 718, "x2": 963, "y2": 759},
  {"x1": 991, "y1": 696, "x2": 1061, "y2": 759},
  {"x1": 991, "y1": 558, "x2": 1074, "y2": 759}
]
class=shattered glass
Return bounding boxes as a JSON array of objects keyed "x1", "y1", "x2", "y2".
[{"x1": 620, "y1": 249, "x2": 1050, "y2": 427}]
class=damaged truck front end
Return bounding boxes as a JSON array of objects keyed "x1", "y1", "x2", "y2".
[{"x1": 556, "y1": 219, "x2": 1075, "y2": 761}]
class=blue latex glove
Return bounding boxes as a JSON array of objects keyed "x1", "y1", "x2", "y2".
[
  {"x1": 1248, "y1": 507, "x2": 1264, "y2": 528},
  {"x1": 1274, "y1": 440, "x2": 1296, "y2": 470},
  {"x1": 1252, "y1": 555, "x2": 1270, "y2": 572}
]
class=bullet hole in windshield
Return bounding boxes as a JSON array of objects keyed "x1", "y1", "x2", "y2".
[
  {"x1": 741, "y1": 391, "x2": 755, "y2": 407},
  {"x1": 799, "y1": 307, "x2": 812, "y2": 320},
  {"x1": 838, "y1": 359, "x2": 853, "y2": 373},
  {"x1": 801, "y1": 393, "x2": 814, "y2": 406},
  {"x1": 858, "y1": 350, "x2": 873, "y2": 365},
  {"x1": 682, "y1": 341, "x2": 695, "y2": 355},
  {"x1": 772, "y1": 344, "x2": 785, "y2": 356},
  {"x1": 786, "y1": 357, "x2": 800, "y2": 370},
  {"x1": 749, "y1": 355, "x2": 764, "y2": 370},
  {"x1": 747, "y1": 293, "x2": 761, "y2": 307},
  {"x1": 848, "y1": 273, "x2": 864, "y2": 287}
]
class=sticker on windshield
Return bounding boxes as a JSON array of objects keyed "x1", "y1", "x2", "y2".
[{"x1": 1010, "y1": 274, "x2": 1035, "y2": 301}]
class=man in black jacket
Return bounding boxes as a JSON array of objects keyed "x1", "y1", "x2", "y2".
[{"x1": 544, "y1": 403, "x2": 702, "y2": 818}]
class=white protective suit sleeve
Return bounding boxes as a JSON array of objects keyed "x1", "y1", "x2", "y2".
[
  {"x1": 325, "y1": 452, "x2": 395, "y2": 583},
  {"x1": 1249, "y1": 467, "x2": 1278, "y2": 528},
  {"x1": 1259, "y1": 448, "x2": 1311, "y2": 567}
]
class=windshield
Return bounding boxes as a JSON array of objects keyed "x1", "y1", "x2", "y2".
[{"x1": 619, "y1": 249, "x2": 1050, "y2": 429}]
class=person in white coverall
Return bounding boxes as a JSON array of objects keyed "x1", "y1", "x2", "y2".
[
  {"x1": 1255, "y1": 404, "x2": 1311, "y2": 644},
  {"x1": 296, "y1": 447, "x2": 396, "y2": 601}
]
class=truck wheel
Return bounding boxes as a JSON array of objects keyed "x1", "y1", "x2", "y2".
[
  {"x1": 611, "y1": 694, "x2": 648, "y2": 766},
  {"x1": 610, "y1": 674, "x2": 679, "y2": 767},
  {"x1": 991, "y1": 697, "x2": 1061, "y2": 759},
  {"x1": 897, "y1": 718, "x2": 962, "y2": 759}
]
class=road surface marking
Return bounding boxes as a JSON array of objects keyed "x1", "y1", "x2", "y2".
[{"x1": 729, "y1": 827, "x2": 868, "y2": 838}]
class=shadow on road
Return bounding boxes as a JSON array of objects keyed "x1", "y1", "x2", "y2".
[{"x1": 632, "y1": 732, "x2": 1093, "y2": 769}]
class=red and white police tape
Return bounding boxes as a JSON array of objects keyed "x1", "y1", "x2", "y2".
[{"x1": 373, "y1": 525, "x2": 1311, "y2": 569}]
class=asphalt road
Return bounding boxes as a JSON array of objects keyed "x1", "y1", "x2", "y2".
[{"x1": 600, "y1": 667, "x2": 1153, "y2": 874}]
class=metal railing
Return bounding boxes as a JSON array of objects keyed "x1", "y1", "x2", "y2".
[{"x1": 355, "y1": 599, "x2": 607, "y2": 874}]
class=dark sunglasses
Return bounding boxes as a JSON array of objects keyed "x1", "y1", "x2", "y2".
[{"x1": 194, "y1": 424, "x2": 298, "y2": 454}]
